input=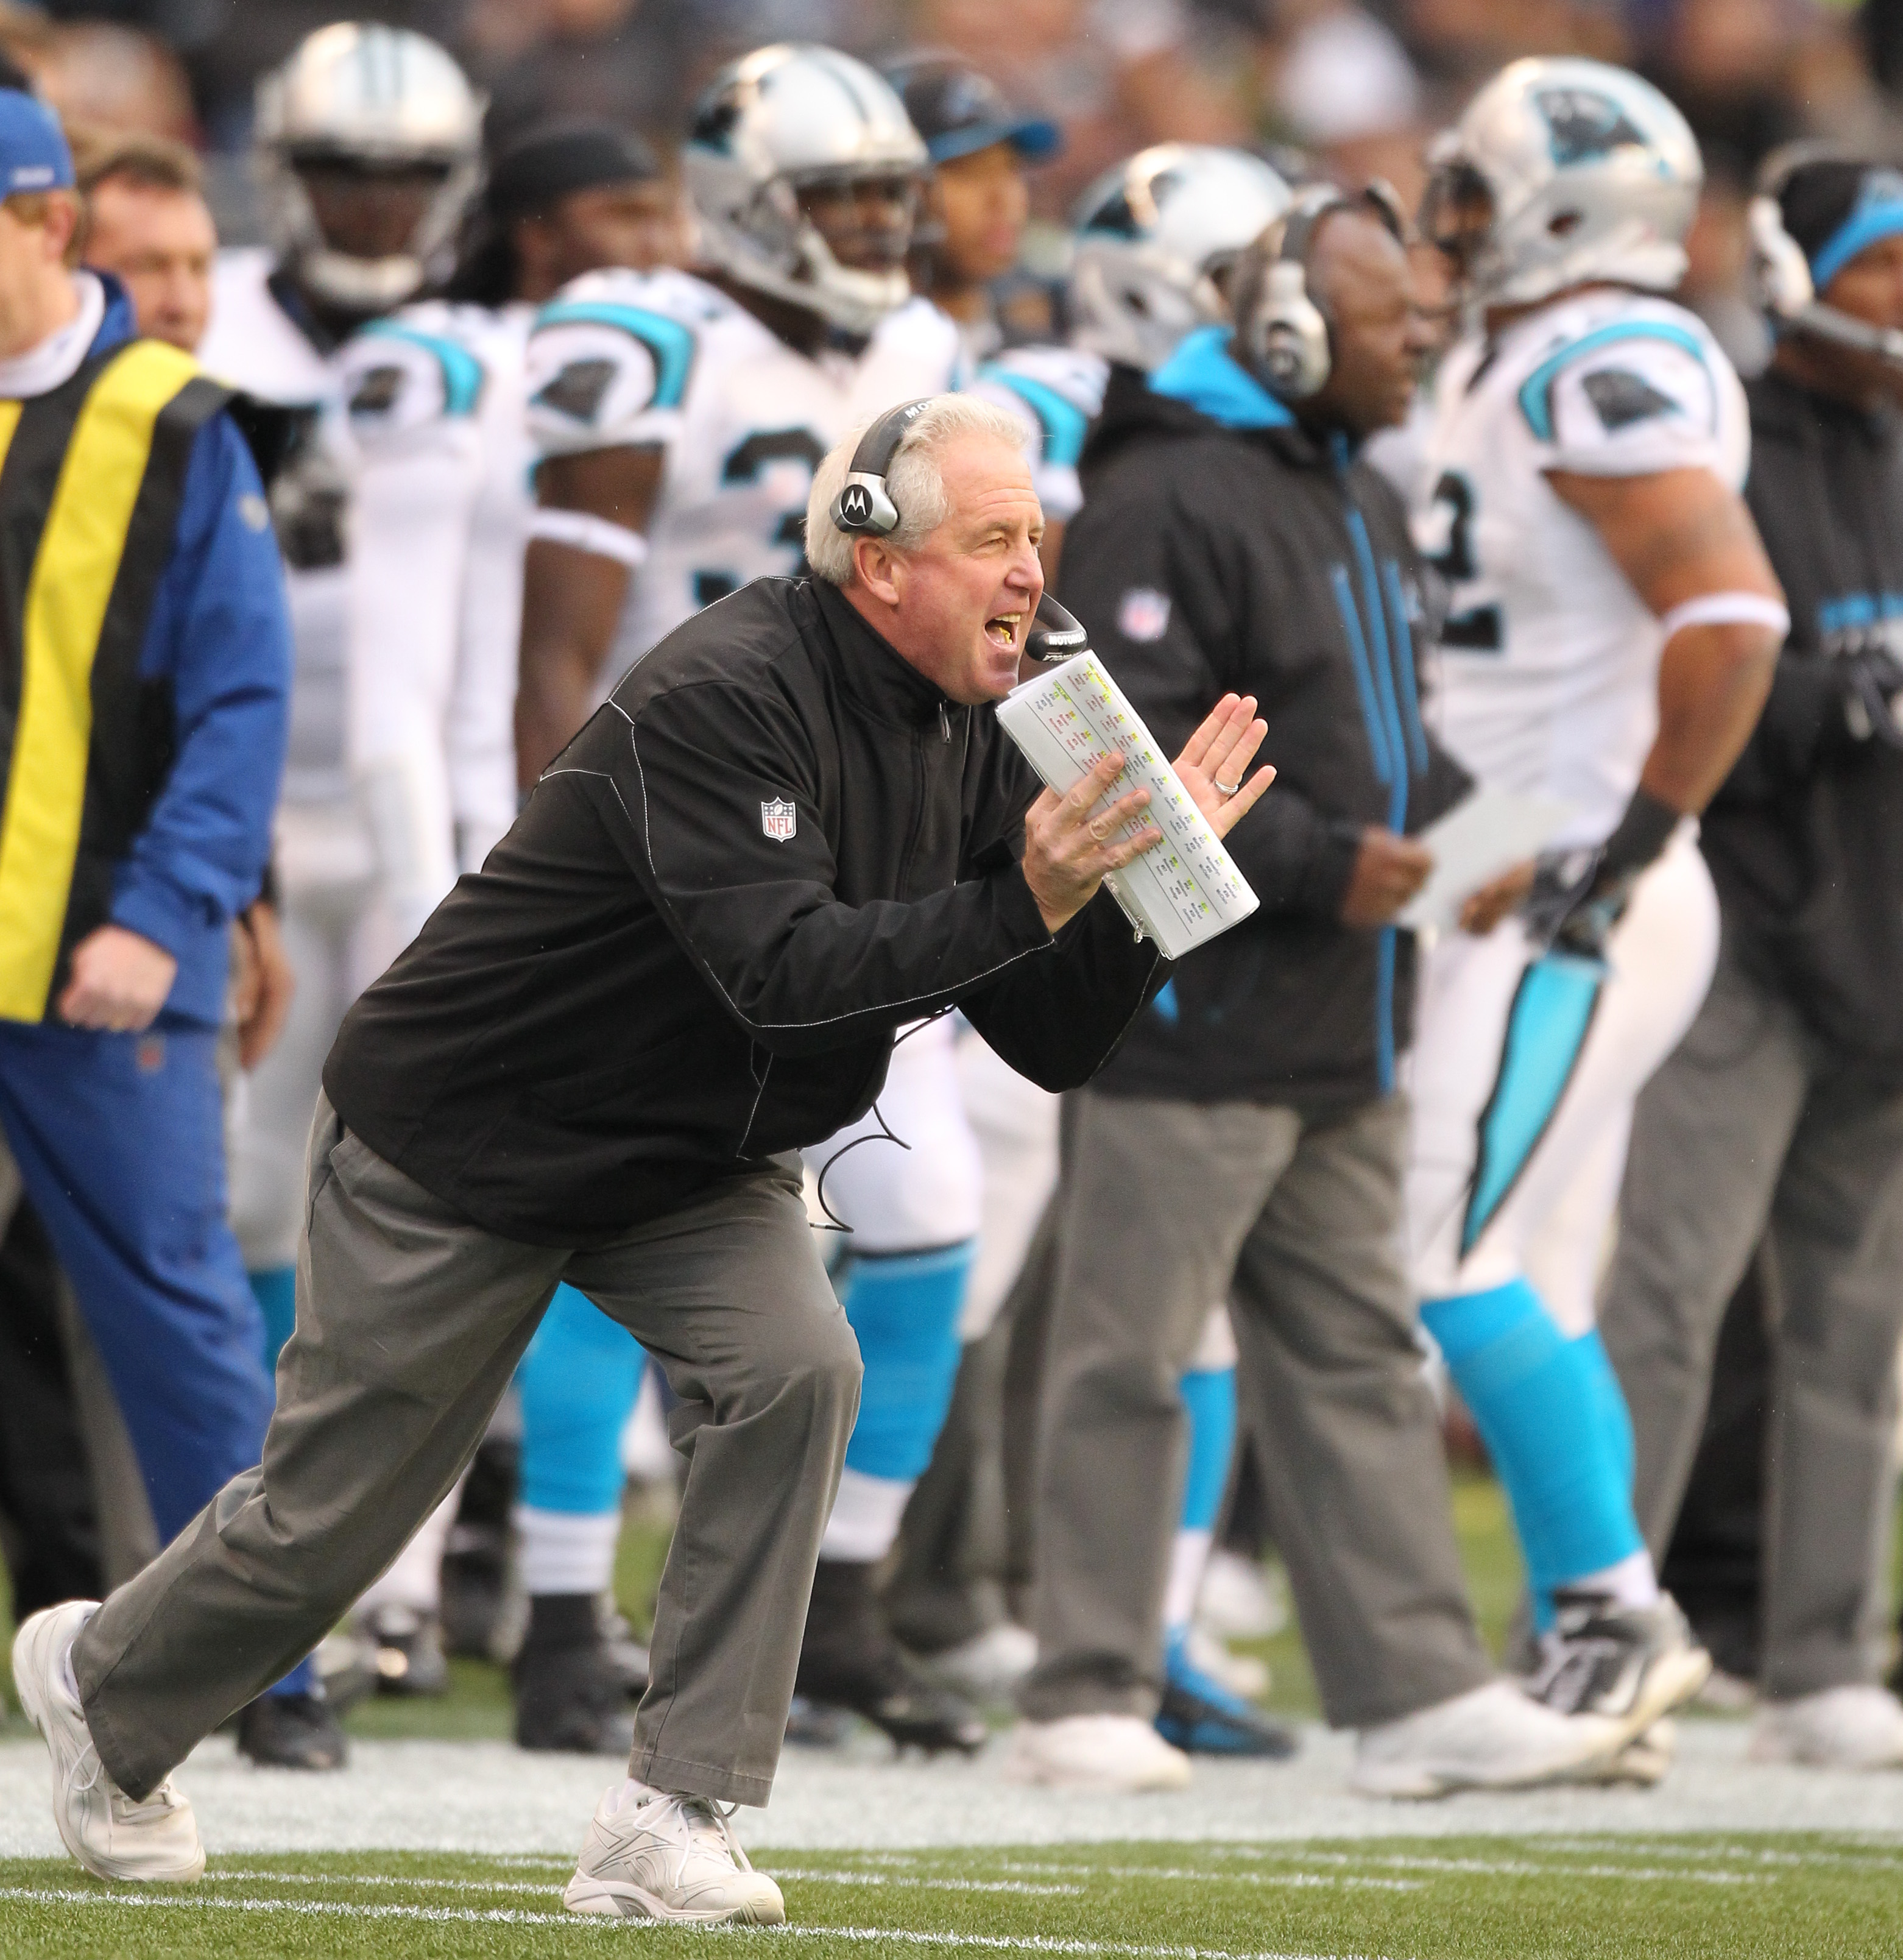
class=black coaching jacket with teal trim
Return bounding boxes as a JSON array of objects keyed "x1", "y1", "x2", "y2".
[{"x1": 1059, "y1": 329, "x2": 1471, "y2": 1113}]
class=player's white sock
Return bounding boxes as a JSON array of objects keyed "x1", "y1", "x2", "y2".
[
  {"x1": 1162, "y1": 1526, "x2": 1213, "y2": 1635},
  {"x1": 516, "y1": 1506, "x2": 621, "y2": 1597},
  {"x1": 1570, "y1": 1547, "x2": 1660, "y2": 1612},
  {"x1": 817, "y1": 1465, "x2": 913, "y2": 1563}
]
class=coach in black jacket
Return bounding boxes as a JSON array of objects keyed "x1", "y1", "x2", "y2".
[
  {"x1": 27, "y1": 395, "x2": 1270, "y2": 1908},
  {"x1": 1601, "y1": 157, "x2": 1903, "y2": 1763},
  {"x1": 1011, "y1": 200, "x2": 1594, "y2": 1797}
]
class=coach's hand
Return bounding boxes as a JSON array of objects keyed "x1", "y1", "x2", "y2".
[
  {"x1": 57, "y1": 924, "x2": 178, "y2": 1033},
  {"x1": 1340, "y1": 827, "x2": 1433, "y2": 927},
  {"x1": 1020, "y1": 695, "x2": 1273, "y2": 936}
]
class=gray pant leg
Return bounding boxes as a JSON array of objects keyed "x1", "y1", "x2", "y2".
[
  {"x1": 1760, "y1": 1067, "x2": 1903, "y2": 1696},
  {"x1": 567, "y1": 1167, "x2": 860, "y2": 1806},
  {"x1": 1598, "y1": 949, "x2": 1810, "y2": 1555},
  {"x1": 1020, "y1": 1093, "x2": 1296, "y2": 1721},
  {"x1": 1231, "y1": 1096, "x2": 1492, "y2": 1728},
  {"x1": 76, "y1": 1097, "x2": 564, "y2": 1797}
]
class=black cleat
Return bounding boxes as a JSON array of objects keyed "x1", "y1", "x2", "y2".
[
  {"x1": 236, "y1": 1691, "x2": 347, "y2": 1771},
  {"x1": 513, "y1": 1593, "x2": 636, "y2": 1755},
  {"x1": 361, "y1": 1605, "x2": 450, "y2": 1697},
  {"x1": 796, "y1": 1558, "x2": 987, "y2": 1756},
  {"x1": 1523, "y1": 1590, "x2": 1711, "y2": 1736},
  {"x1": 1154, "y1": 1630, "x2": 1299, "y2": 1758}
]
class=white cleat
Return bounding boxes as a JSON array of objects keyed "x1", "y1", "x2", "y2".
[
  {"x1": 1002, "y1": 1713, "x2": 1193, "y2": 1792},
  {"x1": 1196, "y1": 1549, "x2": 1288, "y2": 1640},
  {"x1": 1584, "y1": 1718, "x2": 1677, "y2": 1786},
  {"x1": 563, "y1": 1781, "x2": 785, "y2": 1923},
  {"x1": 1184, "y1": 1622, "x2": 1269, "y2": 1700},
  {"x1": 1352, "y1": 1679, "x2": 1624, "y2": 1799},
  {"x1": 908, "y1": 1623, "x2": 1038, "y2": 1705},
  {"x1": 1748, "y1": 1686, "x2": 1903, "y2": 1770},
  {"x1": 1522, "y1": 1590, "x2": 1711, "y2": 1747},
  {"x1": 12, "y1": 1601, "x2": 205, "y2": 1883}
]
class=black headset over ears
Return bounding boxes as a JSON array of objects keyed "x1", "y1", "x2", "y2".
[
  {"x1": 1747, "y1": 144, "x2": 1903, "y2": 369},
  {"x1": 1241, "y1": 179, "x2": 1408, "y2": 401},
  {"x1": 829, "y1": 397, "x2": 933, "y2": 537}
]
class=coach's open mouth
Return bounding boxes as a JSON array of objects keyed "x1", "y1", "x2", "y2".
[{"x1": 984, "y1": 612, "x2": 1022, "y2": 649}]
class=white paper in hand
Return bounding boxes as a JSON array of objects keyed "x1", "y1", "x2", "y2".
[
  {"x1": 1395, "y1": 787, "x2": 1576, "y2": 932},
  {"x1": 995, "y1": 652, "x2": 1258, "y2": 960}
]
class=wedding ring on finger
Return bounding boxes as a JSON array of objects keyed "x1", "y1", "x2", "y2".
[
  {"x1": 1215, "y1": 779, "x2": 1241, "y2": 798},
  {"x1": 1089, "y1": 814, "x2": 1114, "y2": 841}
]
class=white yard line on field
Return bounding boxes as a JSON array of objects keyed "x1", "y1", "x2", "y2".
[
  {"x1": 0, "y1": 1886, "x2": 1386, "y2": 1959},
  {"x1": 202, "y1": 1864, "x2": 1082, "y2": 1898}
]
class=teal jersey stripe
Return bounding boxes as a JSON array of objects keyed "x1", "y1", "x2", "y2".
[
  {"x1": 1516, "y1": 319, "x2": 1708, "y2": 443},
  {"x1": 977, "y1": 364, "x2": 1090, "y2": 466},
  {"x1": 534, "y1": 300, "x2": 696, "y2": 409},
  {"x1": 359, "y1": 321, "x2": 485, "y2": 417}
]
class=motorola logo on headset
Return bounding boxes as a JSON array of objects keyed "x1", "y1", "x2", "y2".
[{"x1": 838, "y1": 483, "x2": 874, "y2": 527}]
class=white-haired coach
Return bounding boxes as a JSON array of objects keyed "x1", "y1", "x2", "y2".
[{"x1": 13, "y1": 394, "x2": 1270, "y2": 1923}]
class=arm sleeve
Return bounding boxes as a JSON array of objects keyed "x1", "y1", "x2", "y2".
[
  {"x1": 110, "y1": 416, "x2": 290, "y2": 954},
  {"x1": 341, "y1": 331, "x2": 485, "y2": 939},
  {"x1": 1528, "y1": 331, "x2": 1729, "y2": 478},
  {"x1": 615, "y1": 681, "x2": 1057, "y2": 1056}
]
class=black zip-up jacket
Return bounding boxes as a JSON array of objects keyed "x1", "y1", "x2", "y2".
[
  {"x1": 1701, "y1": 369, "x2": 1903, "y2": 1064},
  {"x1": 1059, "y1": 352, "x2": 1470, "y2": 1111},
  {"x1": 325, "y1": 576, "x2": 1164, "y2": 1245}
]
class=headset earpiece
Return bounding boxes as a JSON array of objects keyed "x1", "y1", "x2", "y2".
[
  {"x1": 830, "y1": 397, "x2": 932, "y2": 538},
  {"x1": 1746, "y1": 194, "x2": 1814, "y2": 320},
  {"x1": 1240, "y1": 191, "x2": 1339, "y2": 401}
]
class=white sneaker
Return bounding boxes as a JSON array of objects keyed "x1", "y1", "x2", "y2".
[
  {"x1": 1352, "y1": 1679, "x2": 1624, "y2": 1799},
  {"x1": 1748, "y1": 1686, "x2": 1903, "y2": 1769},
  {"x1": 563, "y1": 1782, "x2": 785, "y2": 1923},
  {"x1": 1003, "y1": 1713, "x2": 1193, "y2": 1792},
  {"x1": 12, "y1": 1601, "x2": 205, "y2": 1883},
  {"x1": 1584, "y1": 1719, "x2": 1677, "y2": 1787},
  {"x1": 1196, "y1": 1550, "x2": 1288, "y2": 1640},
  {"x1": 908, "y1": 1623, "x2": 1037, "y2": 1705}
]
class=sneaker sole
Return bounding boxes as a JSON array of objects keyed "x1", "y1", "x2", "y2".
[
  {"x1": 563, "y1": 1871, "x2": 785, "y2": 1924},
  {"x1": 12, "y1": 1610, "x2": 205, "y2": 1885}
]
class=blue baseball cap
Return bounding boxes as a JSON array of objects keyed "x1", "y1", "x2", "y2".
[
  {"x1": 885, "y1": 57, "x2": 1061, "y2": 169},
  {"x1": 0, "y1": 90, "x2": 72, "y2": 196}
]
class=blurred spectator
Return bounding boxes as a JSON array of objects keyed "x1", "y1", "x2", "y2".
[
  {"x1": 37, "y1": 21, "x2": 196, "y2": 143},
  {"x1": 74, "y1": 129, "x2": 212, "y2": 348}
]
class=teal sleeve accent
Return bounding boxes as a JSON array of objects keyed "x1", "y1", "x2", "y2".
[
  {"x1": 978, "y1": 363, "x2": 1090, "y2": 465},
  {"x1": 359, "y1": 320, "x2": 485, "y2": 416},
  {"x1": 1177, "y1": 1365, "x2": 1237, "y2": 1534},
  {"x1": 534, "y1": 299, "x2": 697, "y2": 409},
  {"x1": 1516, "y1": 320, "x2": 1709, "y2": 443},
  {"x1": 1463, "y1": 954, "x2": 1604, "y2": 1253}
]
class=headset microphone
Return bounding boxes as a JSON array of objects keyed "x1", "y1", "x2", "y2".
[
  {"x1": 1020, "y1": 593, "x2": 1090, "y2": 680},
  {"x1": 1748, "y1": 166, "x2": 1903, "y2": 371},
  {"x1": 829, "y1": 397, "x2": 933, "y2": 537}
]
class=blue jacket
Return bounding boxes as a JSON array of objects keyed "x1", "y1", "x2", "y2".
[{"x1": 80, "y1": 279, "x2": 292, "y2": 1025}]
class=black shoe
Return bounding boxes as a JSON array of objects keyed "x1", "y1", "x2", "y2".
[
  {"x1": 236, "y1": 1691, "x2": 347, "y2": 1771},
  {"x1": 361, "y1": 1605, "x2": 450, "y2": 1697},
  {"x1": 1523, "y1": 1590, "x2": 1711, "y2": 1731},
  {"x1": 513, "y1": 1593, "x2": 636, "y2": 1754},
  {"x1": 796, "y1": 1558, "x2": 987, "y2": 1756},
  {"x1": 440, "y1": 1436, "x2": 517, "y2": 1659},
  {"x1": 1154, "y1": 1630, "x2": 1299, "y2": 1759},
  {"x1": 599, "y1": 1601, "x2": 651, "y2": 1700}
]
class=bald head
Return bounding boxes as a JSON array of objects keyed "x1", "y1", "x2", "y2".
[{"x1": 1302, "y1": 206, "x2": 1430, "y2": 439}]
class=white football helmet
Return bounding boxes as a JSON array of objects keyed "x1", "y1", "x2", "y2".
[
  {"x1": 1068, "y1": 145, "x2": 1296, "y2": 372},
  {"x1": 255, "y1": 22, "x2": 483, "y2": 315},
  {"x1": 683, "y1": 43, "x2": 928, "y2": 336},
  {"x1": 1421, "y1": 57, "x2": 1701, "y2": 310}
]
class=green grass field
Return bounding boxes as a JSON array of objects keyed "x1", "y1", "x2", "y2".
[{"x1": 5, "y1": 1834, "x2": 1902, "y2": 1959}]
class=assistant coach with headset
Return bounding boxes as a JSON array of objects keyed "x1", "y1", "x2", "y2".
[{"x1": 15, "y1": 393, "x2": 1272, "y2": 1922}]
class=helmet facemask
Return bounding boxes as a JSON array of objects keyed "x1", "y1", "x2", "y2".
[{"x1": 275, "y1": 146, "x2": 478, "y2": 315}]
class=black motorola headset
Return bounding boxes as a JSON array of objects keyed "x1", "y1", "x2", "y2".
[
  {"x1": 1238, "y1": 179, "x2": 1408, "y2": 401},
  {"x1": 1748, "y1": 145, "x2": 1903, "y2": 367},
  {"x1": 828, "y1": 397, "x2": 934, "y2": 537}
]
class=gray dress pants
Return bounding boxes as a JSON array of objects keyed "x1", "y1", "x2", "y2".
[
  {"x1": 1599, "y1": 936, "x2": 1903, "y2": 1697},
  {"x1": 74, "y1": 1095, "x2": 861, "y2": 1806},
  {"x1": 1019, "y1": 1089, "x2": 1492, "y2": 1730}
]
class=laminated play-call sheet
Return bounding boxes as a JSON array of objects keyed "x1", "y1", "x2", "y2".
[{"x1": 995, "y1": 651, "x2": 1258, "y2": 960}]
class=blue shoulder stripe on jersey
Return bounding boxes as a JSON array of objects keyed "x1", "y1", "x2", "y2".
[
  {"x1": 534, "y1": 300, "x2": 696, "y2": 409},
  {"x1": 359, "y1": 320, "x2": 485, "y2": 416},
  {"x1": 976, "y1": 363, "x2": 1090, "y2": 466},
  {"x1": 1516, "y1": 320, "x2": 1709, "y2": 443}
]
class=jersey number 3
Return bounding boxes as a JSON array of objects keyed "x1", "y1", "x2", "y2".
[
  {"x1": 1424, "y1": 470, "x2": 1504, "y2": 653},
  {"x1": 693, "y1": 428, "x2": 826, "y2": 609}
]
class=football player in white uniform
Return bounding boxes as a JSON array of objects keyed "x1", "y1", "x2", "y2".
[
  {"x1": 335, "y1": 120, "x2": 675, "y2": 1739},
  {"x1": 516, "y1": 44, "x2": 985, "y2": 1753},
  {"x1": 1405, "y1": 58, "x2": 1785, "y2": 1767},
  {"x1": 203, "y1": 19, "x2": 480, "y2": 1410},
  {"x1": 195, "y1": 19, "x2": 481, "y2": 1770}
]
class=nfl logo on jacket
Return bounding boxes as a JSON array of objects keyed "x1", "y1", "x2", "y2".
[{"x1": 761, "y1": 797, "x2": 797, "y2": 842}]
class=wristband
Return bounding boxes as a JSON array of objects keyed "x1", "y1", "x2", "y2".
[
  {"x1": 1656, "y1": 592, "x2": 1790, "y2": 643},
  {"x1": 1597, "y1": 785, "x2": 1679, "y2": 881},
  {"x1": 528, "y1": 506, "x2": 649, "y2": 566}
]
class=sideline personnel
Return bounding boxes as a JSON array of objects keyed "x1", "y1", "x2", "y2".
[
  {"x1": 1601, "y1": 152, "x2": 1903, "y2": 1771},
  {"x1": 1011, "y1": 191, "x2": 1620, "y2": 1799},
  {"x1": 14, "y1": 395, "x2": 1271, "y2": 1922},
  {"x1": 0, "y1": 94, "x2": 314, "y2": 1748}
]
